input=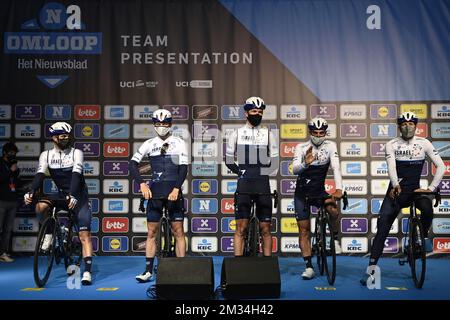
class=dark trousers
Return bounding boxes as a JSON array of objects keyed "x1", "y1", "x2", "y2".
[{"x1": 0, "y1": 200, "x2": 18, "y2": 254}]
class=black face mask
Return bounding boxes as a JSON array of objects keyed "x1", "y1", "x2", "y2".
[
  {"x1": 56, "y1": 138, "x2": 71, "y2": 150},
  {"x1": 247, "y1": 114, "x2": 262, "y2": 127},
  {"x1": 5, "y1": 155, "x2": 17, "y2": 164}
]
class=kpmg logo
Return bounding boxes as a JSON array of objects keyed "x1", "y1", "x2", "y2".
[
  {"x1": 370, "y1": 123, "x2": 397, "y2": 139},
  {"x1": 192, "y1": 105, "x2": 218, "y2": 120},
  {"x1": 341, "y1": 218, "x2": 368, "y2": 234},
  {"x1": 221, "y1": 105, "x2": 245, "y2": 120},
  {"x1": 15, "y1": 105, "x2": 41, "y2": 120},
  {"x1": 340, "y1": 104, "x2": 366, "y2": 120},
  {"x1": 0, "y1": 105, "x2": 12, "y2": 119},
  {"x1": 343, "y1": 179, "x2": 367, "y2": 195},
  {"x1": 74, "y1": 124, "x2": 100, "y2": 139},
  {"x1": 431, "y1": 104, "x2": 450, "y2": 119},
  {"x1": 74, "y1": 142, "x2": 100, "y2": 157},
  {"x1": 191, "y1": 218, "x2": 218, "y2": 233},
  {"x1": 45, "y1": 105, "x2": 71, "y2": 120},
  {"x1": 163, "y1": 105, "x2": 189, "y2": 120},
  {"x1": 280, "y1": 237, "x2": 301, "y2": 253},
  {"x1": 103, "y1": 161, "x2": 129, "y2": 176},
  {"x1": 280, "y1": 105, "x2": 307, "y2": 120},
  {"x1": 133, "y1": 105, "x2": 159, "y2": 120},
  {"x1": 191, "y1": 199, "x2": 218, "y2": 214},
  {"x1": 310, "y1": 104, "x2": 336, "y2": 119},
  {"x1": 340, "y1": 124, "x2": 366, "y2": 139},
  {"x1": 104, "y1": 124, "x2": 130, "y2": 139},
  {"x1": 15, "y1": 124, "x2": 40, "y2": 138},
  {"x1": 193, "y1": 142, "x2": 217, "y2": 158},
  {"x1": 370, "y1": 104, "x2": 397, "y2": 120},
  {"x1": 17, "y1": 161, "x2": 38, "y2": 176},
  {"x1": 340, "y1": 142, "x2": 367, "y2": 157},
  {"x1": 105, "y1": 105, "x2": 129, "y2": 120}
]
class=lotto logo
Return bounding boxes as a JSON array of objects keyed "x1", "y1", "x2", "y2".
[
  {"x1": 221, "y1": 199, "x2": 235, "y2": 214},
  {"x1": 102, "y1": 218, "x2": 129, "y2": 233},
  {"x1": 75, "y1": 105, "x2": 100, "y2": 120},
  {"x1": 103, "y1": 142, "x2": 129, "y2": 157},
  {"x1": 280, "y1": 142, "x2": 299, "y2": 157}
]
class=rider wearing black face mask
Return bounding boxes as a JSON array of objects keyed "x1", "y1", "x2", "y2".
[
  {"x1": 225, "y1": 96, "x2": 279, "y2": 258},
  {"x1": 0, "y1": 142, "x2": 21, "y2": 262}
]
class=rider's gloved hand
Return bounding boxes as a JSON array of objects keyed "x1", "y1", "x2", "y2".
[
  {"x1": 68, "y1": 195, "x2": 78, "y2": 210},
  {"x1": 24, "y1": 192, "x2": 33, "y2": 205}
]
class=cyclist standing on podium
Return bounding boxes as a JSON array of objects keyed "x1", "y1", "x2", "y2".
[
  {"x1": 24, "y1": 122, "x2": 94, "y2": 285},
  {"x1": 225, "y1": 96, "x2": 279, "y2": 257},
  {"x1": 292, "y1": 117, "x2": 343, "y2": 280},
  {"x1": 130, "y1": 109, "x2": 189, "y2": 283},
  {"x1": 361, "y1": 112, "x2": 445, "y2": 286}
]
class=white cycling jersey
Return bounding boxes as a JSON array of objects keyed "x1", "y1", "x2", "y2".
[
  {"x1": 386, "y1": 136, "x2": 445, "y2": 191},
  {"x1": 292, "y1": 140, "x2": 343, "y2": 192}
]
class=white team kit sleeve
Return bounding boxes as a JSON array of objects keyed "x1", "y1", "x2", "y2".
[
  {"x1": 225, "y1": 130, "x2": 237, "y2": 159},
  {"x1": 425, "y1": 139, "x2": 446, "y2": 191},
  {"x1": 329, "y1": 142, "x2": 343, "y2": 190},
  {"x1": 268, "y1": 130, "x2": 279, "y2": 158},
  {"x1": 292, "y1": 143, "x2": 307, "y2": 175},
  {"x1": 177, "y1": 138, "x2": 189, "y2": 165},
  {"x1": 131, "y1": 139, "x2": 151, "y2": 163},
  {"x1": 72, "y1": 149, "x2": 84, "y2": 174},
  {"x1": 385, "y1": 140, "x2": 400, "y2": 187},
  {"x1": 36, "y1": 151, "x2": 49, "y2": 174}
]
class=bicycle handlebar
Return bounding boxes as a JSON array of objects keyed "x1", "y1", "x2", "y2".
[
  {"x1": 305, "y1": 191, "x2": 349, "y2": 210},
  {"x1": 393, "y1": 187, "x2": 441, "y2": 208},
  {"x1": 233, "y1": 190, "x2": 278, "y2": 209}
]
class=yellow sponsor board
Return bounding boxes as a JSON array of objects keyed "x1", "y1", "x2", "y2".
[
  {"x1": 281, "y1": 217, "x2": 298, "y2": 233},
  {"x1": 199, "y1": 181, "x2": 211, "y2": 193},
  {"x1": 400, "y1": 104, "x2": 427, "y2": 119},
  {"x1": 21, "y1": 288, "x2": 45, "y2": 292},
  {"x1": 281, "y1": 124, "x2": 307, "y2": 139},
  {"x1": 401, "y1": 207, "x2": 421, "y2": 214},
  {"x1": 229, "y1": 219, "x2": 237, "y2": 231}
]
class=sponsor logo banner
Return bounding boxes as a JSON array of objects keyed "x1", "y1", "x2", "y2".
[
  {"x1": 102, "y1": 237, "x2": 128, "y2": 252},
  {"x1": 370, "y1": 104, "x2": 397, "y2": 120},
  {"x1": 310, "y1": 104, "x2": 336, "y2": 119},
  {"x1": 280, "y1": 105, "x2": 307, "y2": 120},
  {"x1": 340, "y1": 124, "x2": 367, "y2": 139},
  {"x1": 340, "y1": 142, "x2": 367, "y2": 158},
  {"x1": 340, "y1": 104, "x2": 366, "y2": 120}
]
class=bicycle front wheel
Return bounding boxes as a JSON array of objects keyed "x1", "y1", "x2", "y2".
[
  {"x1": 314, "y1": 217, "x2": 324, "y2": 275},
  {"x1": 33, "y1": 217, "x2": 57, "y2": 287},
  {"x1": 408, "y1": 218, "x2": 426, "y2": 289},
  {"x1": 321, "y1": 216, "x2": 336, "y2": 285}
]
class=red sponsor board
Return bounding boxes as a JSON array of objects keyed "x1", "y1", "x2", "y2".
[
  {"x1": 102, "y1": 217, "x2": 129, "y2": 233},
  {"x1": 259, "y1": 236, "x2": 278, "y2": 253},
  {"x1": 433, "y1": 238, "x2": 450, "y2": 253},
  {"x1": 280, "y1": 142, "x2": 300, "y2": 157},
  {"x1": 415, "y1": 123, "x2": 428, "y2": 138},
  {"x1": 432, "y1": 161, "x2": 450, "y2": 176},
  {"x1": 325, "y1": 179, "x2": 336, "y2": 194},
  {"x1": 104, "y1": 142, "x2": 130, "y2": 157},
  {"x1": 221, "y1": 198, "x2": 235, "y2": 214},
  {"x1": 75, "y1": 105, "x2": 101, "y2": 120}
]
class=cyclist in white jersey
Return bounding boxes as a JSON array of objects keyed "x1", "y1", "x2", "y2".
[{"x1": 24, "y1": 122, "x2": 94, "y2": 285}]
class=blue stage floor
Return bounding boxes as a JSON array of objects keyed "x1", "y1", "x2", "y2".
[{"x1": 0, "y1": 256, "x2": 449, "y2": 300}]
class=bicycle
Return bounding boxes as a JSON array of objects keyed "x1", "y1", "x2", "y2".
[
  {"x1": 139, "y1": 196, "x2": 185, "y2": 259},
  {"x1": 397, "y1": 188, "x2": 441, "y2": 289},
  {"x1": 233, "y1": 190, "x2": 278, "y2": 257},
  {"x1": 32, "y1": 196, "x2": 82, "y2": 287},
  {"x1": 307, "y1": 192, "x2": 348, "y2": 285}
]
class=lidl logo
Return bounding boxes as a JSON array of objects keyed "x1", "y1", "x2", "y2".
[
  {"x1": 192, "y1": 179, "x2": 218, "y2": 195},
  {"x1": 102, "y1": 237, "x2": 128, "y2": 252},
  {"x1": 74, "y1": 124, "x2": 100, "y2": 139},
  {"x1": 221, "y1": 217, "x2": 236, "y2": 233},
  {"x1": 370, "y1": 104, "x2": 397, "y2": 119}
]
